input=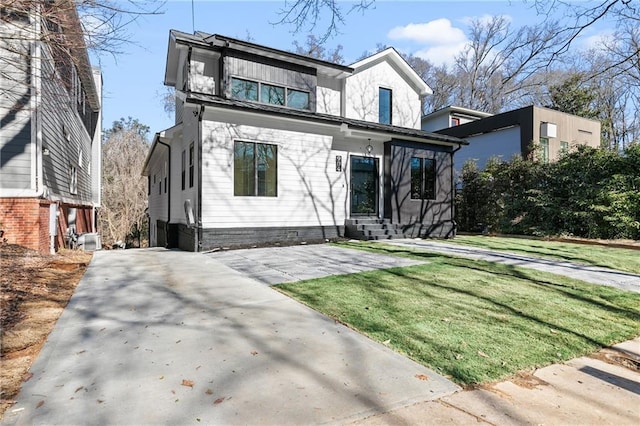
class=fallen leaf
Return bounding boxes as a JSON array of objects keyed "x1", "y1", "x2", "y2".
[
  {"x1": 382, "y1": 339, "x2": 391, "y2": 346},
  {"x1": 181, "y1": 379, "x2": 194, "y2": 388},
  {"x1": 36, "y1": 401, "x2": 45, "y2": 409},
  {"x1": 22, "y1": 372, "x2": 33, "y2": 382},
  {"x1": 213, "y1": 397, "x2": 226, "y2": 405},
  {"x1": 250, "y1": 351, "x2": 258, "y2": 356},
  {"x1": 74, "y1": 386, "x2": 84, "y2": 393},
  {"x1": 205, "y1": 388, "x2": 214, "y2": 395},
  {"x1": 478, "y1": 351, "x2": 489, "y2": 358},
  {"x1": 97, "y1": 400, "x2": 104, "y2": 404},
  {"x1": 159, "y1": 375, "x2": 164, "y2": 380},
  {"x1": 415, "y1": 374, "x2": 429, "y2": 381},
  {"x1": 550, "y1": 329, "x2": 558, "y2": 334}
]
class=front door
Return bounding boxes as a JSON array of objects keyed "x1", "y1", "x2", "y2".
[{"x1": 350, "y1": 156, "x2": 379, "y2": 216}]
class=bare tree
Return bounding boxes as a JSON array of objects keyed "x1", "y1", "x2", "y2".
[
  {"x1": 100, "y1": 117, "x2": 150, "y2": 247},
  {"x1": 274, "y1": 0, "x2": 374, "y2": 42},
  {"x1": 293, "y1": 34, "x2": 344, "y2": 63}
]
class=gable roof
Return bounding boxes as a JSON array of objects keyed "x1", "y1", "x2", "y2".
[{"x1": 349, "y1": 48, "x2": 432, "y2": 97}]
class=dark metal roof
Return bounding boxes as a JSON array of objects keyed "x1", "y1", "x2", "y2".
[
  {"x1": 186, "y1": 93, "x2": 467, "y2": 146},
  {"x1": 169, "y1": 30, "x2": 353, "y2": 74}
]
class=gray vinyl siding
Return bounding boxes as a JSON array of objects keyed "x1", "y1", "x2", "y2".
[
  {"x1": 0, "y1": 16, "x2": 33, "y2": 190},
  {"x1": 39, "y1": 47, "x2": 93, "y2": 204},
  {"x1": 223, "y1": 55, "x2": 317, "y2": 111}
]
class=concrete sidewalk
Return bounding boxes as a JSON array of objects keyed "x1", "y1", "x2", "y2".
[
  {"x1": 1, "y1": 248, "x2": 457, "y2": 426},
  {"x1": 384, "y1": 239, "x2": 640, "y2": 293},
  {"x1": 353, "y1": 338, "x2": 640, "y2": 425}
]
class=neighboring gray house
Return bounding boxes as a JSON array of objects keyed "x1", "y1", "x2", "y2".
[
  {"x1": 423, "y1": 105, "x2": 601, "y2": 173},
  {"x1": 143, "y1": 31, "x2": 467, "y2": 251},
  {"x1": 0, "y1": 1, "x2": 102, "y2": 253}
]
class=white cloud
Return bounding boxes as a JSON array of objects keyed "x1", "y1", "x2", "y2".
[
  {"x1": 388, "y1": 19, "x2": 466, "y2": 45},
  {"x1": 581, "y1": 30, "x2": 616, "y2": 51},
  {"x1": 387, "y1": 18, "x2": 469, "y2": 66}
]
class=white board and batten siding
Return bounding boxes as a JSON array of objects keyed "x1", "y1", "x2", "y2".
[
  {"x1": 200, "y1": 119, "x2": 348, "y2": 229},
  {"x1": 345, "y1": 60, "x2": 422, "y2": 129}
]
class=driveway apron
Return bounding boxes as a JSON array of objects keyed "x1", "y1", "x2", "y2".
[
  {"x1": 3, "y1": 248, "x2": 458, "y2": 426},
  {"x1": 384, "y1": 239, "x2": 640, "y2": 293}
]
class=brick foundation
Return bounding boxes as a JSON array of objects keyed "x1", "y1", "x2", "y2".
[{"x1": 0, "y1": 198, "x2": 94, "y2": 253}]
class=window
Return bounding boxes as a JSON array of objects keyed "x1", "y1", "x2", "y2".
[
  {"x1": 148, "y1": 176, "x2": 151, "y2": 195},
  {"x1": 539, "y1": 137, "x2": 549, "y2": 163},
  {"x1": 451, "y1": 117, "x2": 460, "y2": 126},
  {"x1": 230, "y1": 77, "x2": 310, "y2": 110},
  {"x1": 261, "y1": 83, "x2": 285, "y2": 106},
  {"x1": 164, "y1": 161, "x2": 167, "y2": 194},
  {"x1": 410, "y1": 157, "x2": 436, "y2": 200},
  {"x1": 189, "y1": 142, "x2": 194, "y2": 188},
  {"x1": 231, "y1": 78, "x2": 258, "y2": 101},
  {"x1": 181, "y1": 150, "x2": 186, "y2": 190},
  {"x1": 560, "y1": 141, "x2": 569, "y2": 154},
  {"x1": 234, "y1": 141, "x2": 277, "y2": 197},
  {"x1": 287, "y1": 89, "x2": 309, "y2": 110},
  {"x1": 69, "y1": 164, "x2": 77, "y2": 194},
  {"x1": 379, "y1": 87, "x2": 392, "y2": 125}
]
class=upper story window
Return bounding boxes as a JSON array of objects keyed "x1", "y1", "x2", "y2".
[
  {"x1": 230, "y1": 77, "x2": 310, "y2": 110},
  {"x1": 379, "y1": 87, "x2": 392, "y2": 125},
  {"x1": 539, "y1": 138, "x2": 549, "y2": 163},
  {"x1": 451, "y1": 117, "x2": 460, "y2": 126},
  {"x1": 231, "y1": 78, "x2": 258, "y2": 101}
]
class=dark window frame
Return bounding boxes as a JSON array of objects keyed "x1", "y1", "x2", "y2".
[
  {"x1": 230, "y1": 76, "x2": 310, "y2": 110},
  {"x1": 233, "y1": 140, "x2": 278, "y2": 197},
  {"x1": 181, "y1": 149, "x2": 186, "y2": 190},
  {"x1": 378, "y1": 87, "x2": 392, "y2": 125},
  {"x1": 410, "y1": 157, "x2": 436, "y2": 200}
]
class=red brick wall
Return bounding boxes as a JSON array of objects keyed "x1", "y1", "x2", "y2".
[
  {"x1": 0, "y1": 198, "x2": 48, "y2": 253},
  {"x1": 0, "y1": 198, "x2": 94, "y2": 253}
]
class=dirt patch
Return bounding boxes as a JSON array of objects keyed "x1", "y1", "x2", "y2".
[
  {"x1": 590, "y1": 348, "x2": 640, "y2": 372},
  {"x1": 0, "y1": 244, "x2": 91, "y2": 419}
]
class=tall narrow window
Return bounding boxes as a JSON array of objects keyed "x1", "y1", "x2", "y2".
[
  {"x1": 560, "y1": 141, "x2": 569, "y2": 154},
  {"x1": 163, "y1": 161, "x2": 167, "y2": 193},
  {"x1": 189, "y1": 142, "x2": 194, "y2": 188},
  {"x1": 410, "y1": 157, "x2": 436, "y2": 200},
  {"x1": 69, "y1": 164, "x2": 77, "y2": 194},
  {"x1": 379, "y1": 87, "x2": 392, "y2": 125},
  {"x1": 234, "y1": 141, "x2": 277, "y2": 197},
  {"x1": 540, "y1": 138, "x2": 549, "y2": 163},
  {"x1": 181, "y1": 150, "x2": 186, "y2": 190}
]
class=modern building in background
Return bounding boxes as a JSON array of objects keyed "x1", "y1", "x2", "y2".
[
  {"x1": 143, "y1": 31, "x2": 466, "y2": 251},
  {"x1": 423, "y1": 105, "x2": 601, "y2": 173},
  {"x1": 0, "y1": 1, "x2": 102, "y2": 253}
]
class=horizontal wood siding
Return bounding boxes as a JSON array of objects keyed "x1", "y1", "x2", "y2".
[
  {"x1": 200, "y1": 120, "x2": 348, "y2": 230},
  {"x1": 146, "y1": 145, "x2": 169, "y2": 222},
  {"x1": 39, "y1": 46, "x2": 94, "y2": 205},
  {"x1": 0, "y1": 21, "x2": 33, "y2": 190}
]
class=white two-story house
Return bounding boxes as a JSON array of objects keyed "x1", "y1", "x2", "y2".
[{"x1": 142, "y1": 31, "x2": 466, "y2": 251}]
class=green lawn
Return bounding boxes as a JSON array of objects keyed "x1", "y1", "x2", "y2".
[
  {"x1": 447, "y1": 235, "x2": 640, "y2": 275},
  {"x1": 276, "y1": 242, "x2": 640, "y2": 386}
]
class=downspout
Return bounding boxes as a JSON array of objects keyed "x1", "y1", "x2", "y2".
[
  {"x1": 33, "y1": 5, "x2": 45, "y2": 199},
  {"x1": 156, "y1": 139, "x2": 171, "y2": 246},
  {"x1": 196, "y1": 104, "x2": 204, "y2": 251},
  {"x1": 450, "y1": 143, "x2": 463, "y2": 238}
]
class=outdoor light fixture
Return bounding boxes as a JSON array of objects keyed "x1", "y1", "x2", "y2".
[{"x1": 366, "y1": 139, "x2": 373, "y2": 154}]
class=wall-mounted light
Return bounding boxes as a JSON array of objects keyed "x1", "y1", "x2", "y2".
[
  {"x1": 43, "y1": 147, "x2": 50, "y2": 156},
  {"x1": 366, "y1": 139, "x2": 373, "y2": 155}
]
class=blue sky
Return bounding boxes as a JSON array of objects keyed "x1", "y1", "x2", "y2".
[{"x1": 93, "y1": 0, "x2": 612, "y2": 138}]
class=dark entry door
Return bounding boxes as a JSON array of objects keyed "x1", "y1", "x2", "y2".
[{"x1": 350, "y1": 156, "x2": 379, "y2": 215}]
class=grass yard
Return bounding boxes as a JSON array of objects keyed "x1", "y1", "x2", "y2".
[
  {"x1": 276, "y1": 242, "x2": 640, "y2": 386},
  {"x1": 446, "y1": 235, "x2": 640, "y2": 275}
]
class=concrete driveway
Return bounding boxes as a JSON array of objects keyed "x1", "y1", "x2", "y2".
[{"x1": 2, "y1": 247, "x2": 457, "y2": 426}]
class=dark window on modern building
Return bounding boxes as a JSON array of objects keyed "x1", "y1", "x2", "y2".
[
  {"x1": 189, "y1": 142, "x2": 194, "y2": 188},
  {"x1": 181, "y1": 150, "x2": 186, "y2": 190},
  {"x1": 231, "y1": 78, "x2": 258, "y2": 101},
  {"x1": 234, "y1": 141, "x2": 277, "y2": 197},
  {"x1": 379, "y1": 87, "x2": 392, "y2": 125},
  {"x1": 410, "y1": 157, "x2": 436, "y2": 200},
  {"x1": 230, "y1": 77, "x2": 310, "y2": 110},
  {"x1": 451, "y1": 117, "x2": 460, "y2": 126}
]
